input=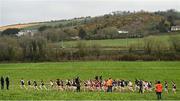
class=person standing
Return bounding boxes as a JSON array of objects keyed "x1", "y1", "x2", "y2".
[
  {"x1": 1, "y1": 76, "x2": 4, "y2": 90},
  {"x1": 99, "y1": 76, "x2": 103, "y2": 88},
  {"x1": 106, "y1": 78, "x2": 113, "y2": 92},
  {"x1": 139, "y1": 80, "x2": 143, "y2": 93},
  {"x1": 155, "y1": 81, "x2": 163, "y2": 100},
  {"x1": 75, "y1": 77, "x2": 80, "y2": 92},
  {"x1": 5, "y1": 77, "x2": 10, "y2": 90}
]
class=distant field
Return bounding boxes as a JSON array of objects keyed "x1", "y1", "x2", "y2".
[
  {"x1": 0, "y1": 19, "x2": 84, "y2": 31},
  {"x1": 0, "y1": 23, "x2": 38, "y2": 31},
  {"x1": 54, "y1": 33, "x2": 180, "y2": 49},
  {"x1": 0, "y1": 61, "x2": 180, "y2": 100}
]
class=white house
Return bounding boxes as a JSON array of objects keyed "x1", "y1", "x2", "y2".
[
  {"x1": 71, "y1": 36, "x2": 80, "y2": 40},
  {"x1": 171, "y1": 26, "x2": 180, "y2": 31},
  {"x1": 118, "y1": 30, "x2": 129, "y2": 34},
  {"x1": 16, "y1": 30, "x2": 37, "y2": 37}
]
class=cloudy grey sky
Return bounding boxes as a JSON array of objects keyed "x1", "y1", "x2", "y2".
[{"x1": 0, "y1": 0, "x2": 180, "y2": 26}]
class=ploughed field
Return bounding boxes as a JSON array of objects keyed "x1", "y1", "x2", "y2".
[{"x1": 0, "y1": 61, "x2": 180, "y2": 100}]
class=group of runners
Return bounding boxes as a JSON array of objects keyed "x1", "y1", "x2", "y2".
[
  {"x1": 19, "y1": 76, "x2": 177, "y2": 93},
  {"x1": 0, "y1": 76, "x2": 177, "y2": 100}
]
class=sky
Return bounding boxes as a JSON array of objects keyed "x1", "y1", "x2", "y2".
[{"x1": 0, "y1": 0, "x2": 180, "y2": 26}]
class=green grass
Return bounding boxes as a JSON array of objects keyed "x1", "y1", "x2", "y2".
[
  {"x1": 54, "y1": 33, "x2": 180, "y2": 49},
  {"x1": 0, "y1": 61, "x2": 180, "y2": 100}
]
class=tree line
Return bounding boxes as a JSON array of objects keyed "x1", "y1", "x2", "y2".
[{"x1": 0, "y1": 34, "x2": 180, "y2": 62}]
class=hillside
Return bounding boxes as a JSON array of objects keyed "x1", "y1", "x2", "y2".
[
  {"x1": 1, "y1": 10, "x2": 180, "y2": 39},
  {"x1": 0, "y1": 23, "x2": 38, "y2": 31},
  {"x1": 1, "y1": 10, "x2": 180, "y2": 41}
]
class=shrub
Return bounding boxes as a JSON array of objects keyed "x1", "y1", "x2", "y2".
[{"x1": 169, "y1": 36, "x2": 180, "y2": 52}]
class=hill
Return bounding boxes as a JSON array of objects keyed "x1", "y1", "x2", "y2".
[
  {"x1": 0, "y1": 23, "x2": 38, "y2": 31},
  {"x1": 1, "y1": 10, "x2": 180, "y2": 40}
]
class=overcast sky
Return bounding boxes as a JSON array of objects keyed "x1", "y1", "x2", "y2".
[{"x1": 0, "y1": 0, "x2": 180, "y2": 26}]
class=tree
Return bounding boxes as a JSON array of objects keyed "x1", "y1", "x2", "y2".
[
  {"x1": 157, "y1": 19, "x2": 170, "y2": 32},
  {"x1": 38, "y1": 26, "x2": 51, "y2": 32},
  {"x1": 0, "y1": 36, "x2": 20, "y2": 61},
  {"x1": 78, "y1": 28, "x2": 87, "y2": 39},
  {"x1": 41, "y1": 28, "x2": 69, "y2": 42},
  {"x1": 1, "y1": 28, "x2": 20, "y2": 36},
  {"x1": 19, "y1": 36, "x2": 47, "y2": 61},
  {"x1": 143, "y1": 37, "x2": 155, "y2": 54},
  {"x1": 170, "y1": 36, "x2": 180, "y2": 52},
  {"x1": 76, "y1": 41, "x2": 88, "y2": 57},
  {"x1": 167, "y1": 15, "x2": 175, "y2": 26}
]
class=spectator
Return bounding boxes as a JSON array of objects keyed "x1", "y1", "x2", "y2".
[
  {"x1": 107, "y1": 78, "x2": 113, "y2": 92},
  {"x1": 155, "y1": 81, "x2": 163, "y2": 100},
  {"x1": 1, "y1": 76, "x2": 4, "y2": 90},
  {"x1": 5, "y1": 77, "x2": 10, "y2": 90}
]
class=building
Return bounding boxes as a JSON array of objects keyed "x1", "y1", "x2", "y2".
[
  {"x1": 16, "y1": 30, "x2": 37, "y2": 37},
  {"x1": 71, "y1": 36, "x2": 80, "y2": 40},
  {"x1": 171, "y1": 26, "x2": 180, "y2": 31},
  {"x1": 118, "y1": 30, "x2": 129, "y2": 34}
]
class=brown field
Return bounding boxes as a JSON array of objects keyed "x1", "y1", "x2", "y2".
[{"x1": 0, "y1": 23, "x2": 38, "y2": 31}]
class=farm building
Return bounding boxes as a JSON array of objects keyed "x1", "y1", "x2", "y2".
[
  {"x1": 171, "y1": 26, "x2": 180, "y2": 31},
  {"x1": 16, "y1": 30, "x2": 37, "y2": 37},
  {"x1": 118, "y1": 30, "x2": 129, "y2": 34}
]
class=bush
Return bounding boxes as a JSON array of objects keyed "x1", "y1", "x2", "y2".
[
  {"x1": 38, "y1": 25, "x2": 52, "y2": 32},
  {"x1": 143, "y1": 37, "x2": 155, "y2": 54},
  {"x1": 19, "y1": 36, "x2": 47, "y2": 61},
  {"x1": 0, "y1": 36, "x2": 21, "y2": 61},
  {"x1": 76, "y1": 41, "x2": 88, "y2": 57},
  {"x1": 89, "y1": 43, "x2": 102, "y2": 56},
  {"x1": 1, "y1": 28, "x2": 20, "y2": 36},
  {"x1": 169, "y1": 36, "x2": 180, "y2": 52}
]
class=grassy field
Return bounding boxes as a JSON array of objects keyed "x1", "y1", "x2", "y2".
[
  {"x1": 0, "y1": 61, "x2": 180, "y2": 100},
  {"x1": 54, "y1": 33, "x2": 180, "y2": 49}
]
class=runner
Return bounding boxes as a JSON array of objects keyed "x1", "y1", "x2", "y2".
[
  {"x1": 147, "y1": 81, "x2": 152, "y2": 92},
  {"x1": 33, "y1": 80, "x2": 39, "y2": 90},
  {"x1": 128, "y1": 80, "x2": 134, "y2": 92},
  {"x1": 172, "y1": 81, "x2": 176, "y2": 94},
  {"x1": 56, "y1": 79, "x2": 61, "y2": 90},
  {"x1": 50, "y1": 80, "x2": 54, "y2": 88},
  {"x1": 20, "y1": 78, "x2": 27, "y2": 89},
  {"x1": 40, "y1": 80, "x2": 47, "y2": 90},
  {"x1": 66, "y1": 79, "x2": 72, "y2": 91},
  {"x1": 134, "y1": 79, "x2": 139, "y2": 91},
  {"x1": 164, "y1": 81, "x2": 168, "y2": 93}
]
